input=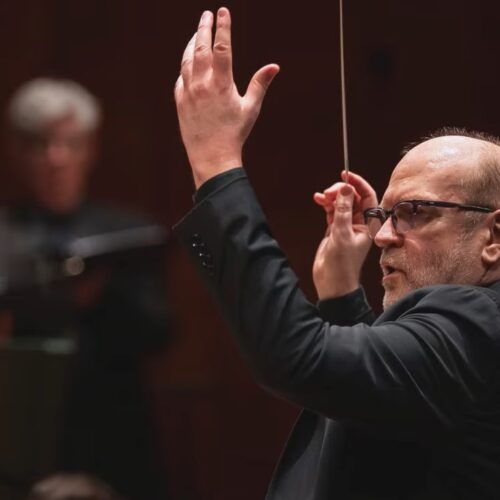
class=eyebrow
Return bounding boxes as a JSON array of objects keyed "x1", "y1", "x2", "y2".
[{"x1": 378, "y1": 198, "x2": 432, "y2": 210}]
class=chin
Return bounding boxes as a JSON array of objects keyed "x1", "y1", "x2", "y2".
[
  {"x1": 382, "y1": 294, "x2": 396, "y2": 311},
  {"x1": 382, "y1": 286, "x2": 411, "y2": 310}
]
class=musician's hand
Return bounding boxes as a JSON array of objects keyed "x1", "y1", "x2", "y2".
[
  {"x1": 313, "y1": 171, "x2": 377, "y2": 299},
  {"x1": 174, "y1": 7, "x2": 279, "y2": 188}
]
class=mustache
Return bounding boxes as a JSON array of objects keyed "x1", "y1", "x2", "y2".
[{"x1": 379, "y1": 251, "x2": 405, "y2": 273}]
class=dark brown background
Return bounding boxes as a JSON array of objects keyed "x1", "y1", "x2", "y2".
[{"x1": 1, "y1": 1, "x2": 499, "y2": 498}]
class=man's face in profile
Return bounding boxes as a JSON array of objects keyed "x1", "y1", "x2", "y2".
[
  {"x1": 374, "y1": 137, "x2": 489, "y2": 309},
  {"x1": 15, "y1": 115, "x2": 96, "y2": 214}
]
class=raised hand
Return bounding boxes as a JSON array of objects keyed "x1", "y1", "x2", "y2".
[
  {"x1": 175, "y1": 8, "x2": 280, "y2": 188},
  {"x1": 312, "y1": 171, "x2": 378, "y2": 299}
]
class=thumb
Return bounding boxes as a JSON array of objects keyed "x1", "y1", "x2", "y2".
[
  {"x1": 332, "y1": 184, "x2": 354, "y2": 234},
  {"x1": 244, "y1": 64, "x2": 280, "y2": 111}
]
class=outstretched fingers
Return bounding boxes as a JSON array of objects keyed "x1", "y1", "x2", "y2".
[
  {"x1": 212, "y1": 7, "x2": 233, "y2": 88},
  {"x1": 192, "y1": 11, "x2": 214, "y2": 83},
  {"x1": 176, "y1": 6, "x2": 280, "y2": 184},
  {"x1": 179, "y1": 33, "x2": 197, "y2": 89}
]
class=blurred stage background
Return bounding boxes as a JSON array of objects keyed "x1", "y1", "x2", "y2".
[{"x1": 0, "y1": 1, "x2": 499, "y2": 498}]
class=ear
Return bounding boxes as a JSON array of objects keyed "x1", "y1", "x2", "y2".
[{"x1": 481, "y1": 210, "x2": 500, "y2": 266}]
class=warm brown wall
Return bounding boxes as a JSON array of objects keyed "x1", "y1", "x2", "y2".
[{"x1": 1, "y1": 1, "x2": 500, "y2": 498}]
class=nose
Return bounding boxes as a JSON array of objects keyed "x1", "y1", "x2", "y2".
[
  {"x1": 373, "y1": 217, "x2": 404, "y2": 248},
  {"x1": 45, "y1": 142, "x2": 70, "y2": 168}
]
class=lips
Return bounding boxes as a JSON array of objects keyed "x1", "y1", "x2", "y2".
[
  {"x1": 380, "y1": 260, "x2": 403, "y2": 277},
  {"x1": 383, "y1": 265, "x2": 396, "y2": 277}
]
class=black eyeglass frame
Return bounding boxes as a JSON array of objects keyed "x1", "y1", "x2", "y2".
[{"x1": 363, "y1": 199, "x2": 494, "y2": 238}]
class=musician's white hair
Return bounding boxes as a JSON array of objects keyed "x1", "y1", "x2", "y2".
[{"x1": 7, "y1": 77, "x2": 101, "y2": 133}]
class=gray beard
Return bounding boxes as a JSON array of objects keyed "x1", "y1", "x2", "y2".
[{"x1": 381, "y1": 242, "x2": 480, "y2": 310}]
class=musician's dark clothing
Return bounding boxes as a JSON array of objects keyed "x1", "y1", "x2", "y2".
[
  {"x1": 1, "y1": 201, "x2": 170, "y2": 500},
  {"x1": 175, "y1": 168, "x2": 500, "y2": 500}
]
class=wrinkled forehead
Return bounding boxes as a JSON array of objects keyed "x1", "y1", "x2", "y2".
[{"x1": 381, "y1": 136, "x2": 487, "y2": 206}]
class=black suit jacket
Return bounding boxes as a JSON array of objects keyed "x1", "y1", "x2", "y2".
[{"x1": 175, "y1": 170, "x2": 500, "y2": 499}]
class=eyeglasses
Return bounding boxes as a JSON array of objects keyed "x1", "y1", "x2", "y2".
[{"x1": 363, "y1": 200, "x2": 493, "y2": 239}]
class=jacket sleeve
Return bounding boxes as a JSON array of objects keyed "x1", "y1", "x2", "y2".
[
  {"x1": 174, "y1": 173, "x2": 500, "y2": 430},
  {"x1": 317, "y1": 287, "x2": 376, "y2": 326}
]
